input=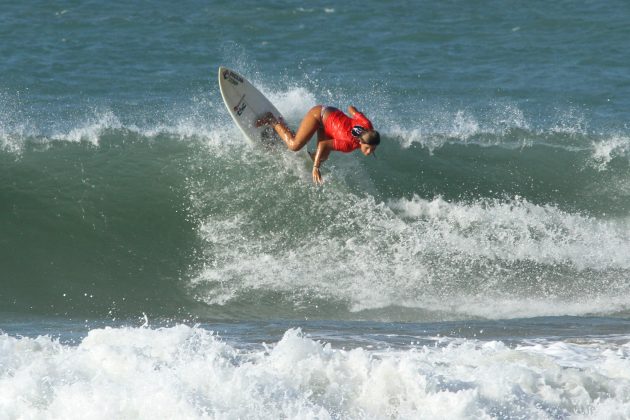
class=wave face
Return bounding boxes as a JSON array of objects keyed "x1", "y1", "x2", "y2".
[{"x1": 1, "y1": 93, "x2": 629, "y2": 321}]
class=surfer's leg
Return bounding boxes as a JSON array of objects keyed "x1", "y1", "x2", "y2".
[{"x1": 274, "y1": 105, "x2": 323, "y2": 152}]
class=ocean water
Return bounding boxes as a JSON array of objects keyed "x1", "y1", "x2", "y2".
[{"x1": 1, "y1": 0, "x2": 630, "y2": 418}]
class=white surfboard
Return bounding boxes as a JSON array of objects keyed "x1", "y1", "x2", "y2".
[{"x1": 218, "y1": 66, "x2": 287, "y2": 148}]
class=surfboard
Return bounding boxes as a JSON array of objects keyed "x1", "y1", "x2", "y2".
[{"x1": 218, "y1": 66, "x2": 286, "y2": 148}]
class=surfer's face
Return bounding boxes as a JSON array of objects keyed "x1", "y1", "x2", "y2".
[{"x1": 360, "y1": 143, "x2": 377, "y2": 157}]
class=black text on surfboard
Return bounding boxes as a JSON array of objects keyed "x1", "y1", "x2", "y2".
[{"x1": 223, "y1": 70, "x2": 243, "y2": 86}]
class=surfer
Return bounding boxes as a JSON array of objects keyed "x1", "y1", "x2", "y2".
[{"x1": 257, "y1": 105, "x2": 380, "y2": 184}]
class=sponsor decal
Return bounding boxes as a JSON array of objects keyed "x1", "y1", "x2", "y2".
[
  {"x1": 233, "y1": 94, "x2": 247, "y2": 116},
  {"x1": 223, "y1": 69, "x2": 244, "y2": 86},
  {"x1": 351, "y1": 125, "x2": 366, "y2": 137}
]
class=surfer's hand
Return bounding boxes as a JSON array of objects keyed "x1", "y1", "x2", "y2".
[{"x1": 312, "y1": 166, "x2": 323, "y2": 184}]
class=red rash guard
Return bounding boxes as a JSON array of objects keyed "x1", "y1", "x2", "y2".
[{"x1": 323, "y1": 108, "x2": 374, "y2": 153}]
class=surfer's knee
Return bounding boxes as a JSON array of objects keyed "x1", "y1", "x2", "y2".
[{"x1": 287, "y1": 142, "x2": 302, "y2": 152}]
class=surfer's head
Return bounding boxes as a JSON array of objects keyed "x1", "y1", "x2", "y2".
[
  {"x1": 359, "y1": 130, "x2": 380, "y2": 146},
  {"x1": 358, "y1": 130, "x2": 380, "y2": 157}
]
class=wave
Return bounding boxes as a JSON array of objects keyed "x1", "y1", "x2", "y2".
[{"x1": 1, "y1": 86, "x2": 630, "y2": 321}]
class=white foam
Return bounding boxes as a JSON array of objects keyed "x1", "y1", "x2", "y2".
[
  {"x1": 387, "y1": 195, "x2": 630, "y2": 270},
  {"x1": 390, "y1": 103, "x2": 531, "y2": 152},
  {"x1": 429, "y1": 295, "x2": 630, "y2": 320},
  {"x1": 1, "y1": 326, "x2": 629, "y2": 419},
  {"x1": 0, "y1": 91, "x2": 31, "y2": 153},
  {"x1": 0, "y1": 123, "x2": 29, "y2": 154},
  {"x1": 0, "y1": 102, "x2": 245, "y2": 154},
  {"x1": 591, "y1": 135, "x2": 630, "y2": 170},
  {"x1": 192, "y1": 190, "x2": 630, "y2": 319},
  {"x1": 262, "y1": 85, "x2": 318, "y2": 124},
  {"x1": 0, "y1": 83, "x2": 253, "y2": 153},
  {"x1": 49, "y1": 110, "x2": 122, "y2": 145}
]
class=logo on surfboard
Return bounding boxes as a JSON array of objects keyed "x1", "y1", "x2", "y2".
[
  {"x1": 223, "y1": 70, "x2": 244, "y2": 86},
  {"x1": 233, "y1": 94, "x2": 247, "y2": 116}
]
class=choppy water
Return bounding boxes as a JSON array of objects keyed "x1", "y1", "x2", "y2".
[{"x1": 1, "y1": 1, "x2": 630, "y2": 418}]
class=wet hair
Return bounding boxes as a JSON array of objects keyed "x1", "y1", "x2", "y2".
[{"x1": 360, "y1": 130, "x2": 380, "y2": 146}]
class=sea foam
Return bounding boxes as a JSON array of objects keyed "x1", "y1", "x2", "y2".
[
  {"x1": 0, "y1": 325, "x2": 629, "y2": 419},
  {"x1": 192, "y1": 188, "x2": 630, "y2": 319}
]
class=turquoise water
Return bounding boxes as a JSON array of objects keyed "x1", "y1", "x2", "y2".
[{"x1": 1, "y1": 1, "x2": 630, "y2": 418}]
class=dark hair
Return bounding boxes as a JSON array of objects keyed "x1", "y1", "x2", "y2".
[{"x1": 360, "y1": 130, "x2": 380, "y2": 146}]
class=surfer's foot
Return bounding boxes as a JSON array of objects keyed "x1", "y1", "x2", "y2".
[{"x1": 255, "y1": 112, "x2": 278, "y2": 127}]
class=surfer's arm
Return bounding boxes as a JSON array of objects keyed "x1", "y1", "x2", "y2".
[
  {"x1": 347, "y1": 106, "x2": 358, "y2": 116},
  {"x1": 312, "y1": 140, "x2": 333, "y2": 184}
]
